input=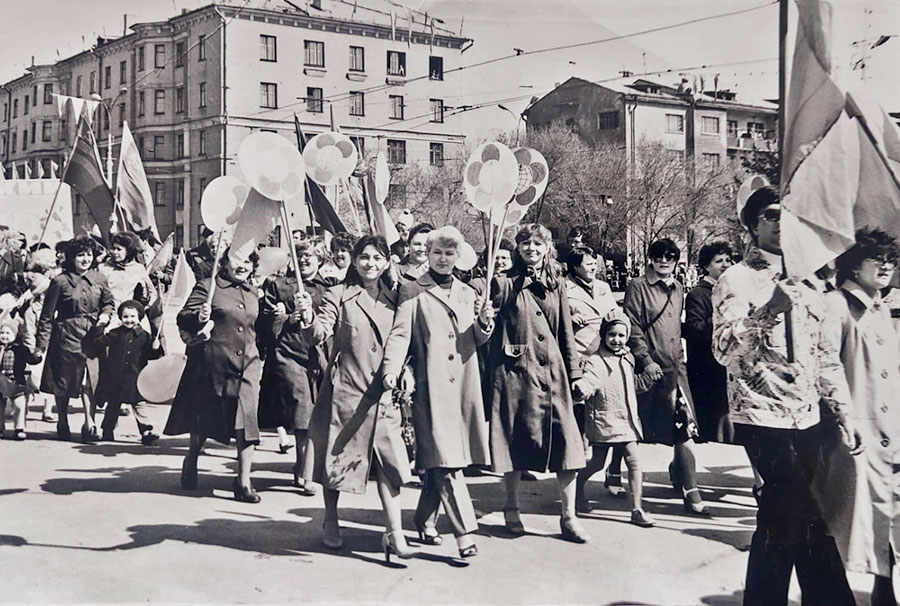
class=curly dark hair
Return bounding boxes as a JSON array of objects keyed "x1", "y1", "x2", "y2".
[
  {"x1": 62, "y1": 236, "x2": 99, "y2": 271},
  {"x1": 330, "y1": 232, "x2": 357, "y2": 255},
  {"x1": 835, "y1": 227, "x2": 900, "y2": 285},
  {"x1": 343, "y1": 234, "x2": 396, "y2": 291},
  {"x1": 697, "y1": 241, "x2": 733, "y2": 272},
  {"x1": 110, "y1": 231, "x2": 143, "y2": 263},
  {"x1": 565, "y1": 246, "x2": 596, "y2": 276}
]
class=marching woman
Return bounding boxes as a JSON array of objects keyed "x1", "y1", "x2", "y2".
[
  {"x1": 816, "y1": 228, "x2": 900, "y2": 606},
  {"x1": 296, "y1": 235, "x2": 413, "y2": 560},
  {"x1": 396, "y1": 223, "x2": 433, "y2": 283},
  {"x1": 258, "y1": 238, "x2": 336, "y2": 496},
  {"x1": 36, "y1": 236, "x2": 115, "y2": 442},
  {"x1": 382, "y1": 226, "x2": 494, "y2": 559},
  {"x1": 97, "y1": 231, "x2": 157, "y2": 326},
  {"x1": 486, "y1": 223, "x2": 590, "y2": 544},
  {"x1": 164, "y1": 249, "x2": 264, "y2": 503}
]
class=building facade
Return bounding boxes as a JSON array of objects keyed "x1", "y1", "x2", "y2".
[{"x1": 0, "y1": 0, "x2": 470, "y2": 246}]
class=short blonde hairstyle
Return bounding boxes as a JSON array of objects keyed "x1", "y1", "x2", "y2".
[{"x1": 426, "y1": 225, "x2": 466, "y2": 251}]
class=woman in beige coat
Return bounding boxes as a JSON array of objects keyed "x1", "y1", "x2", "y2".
[
  {"x1": 383, "y1": 226, "x2": 495, "y2": 559},
  {"x1": 297, "y1": 235, "x2": 414, "y2": 562},
  {"x1": 817, "y1": 228, "x2": 900, "y2": 606}
]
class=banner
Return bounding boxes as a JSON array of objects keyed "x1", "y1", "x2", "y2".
[{"x1": 0, "y1": 180, "x2": 73, "y2": 245}]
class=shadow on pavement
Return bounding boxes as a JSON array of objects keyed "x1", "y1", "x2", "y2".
[{"x1": 41, "y1": 465, "x2": 229, "y2": 498}]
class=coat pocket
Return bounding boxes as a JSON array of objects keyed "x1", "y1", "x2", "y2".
[{"x1": 503, "y1": 343, "x2": 528, "y2": 372}]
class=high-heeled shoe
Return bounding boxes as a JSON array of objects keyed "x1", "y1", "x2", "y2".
[
  {"x1": 81, "y1": 425, "x2": 99, "y2": 444},
  {"x1": 279, "y1": 442, "x2": 295, "y2": 455},
  {"x1": 232, "y1": 478, "x2": 261, "y2": 503},
  {"x1": 456, "y1": 535, "x2": 478, "y2": 559},
  {"x1": 291, "y1": 463, "x2": 317, "y2": 496},
  {"x1": 604, "y1": 472, "x2": 626, "y2": 498},
  {"x1": 56, "y1": 423, "x2": 71, "y2": 441},
  {"x1": 682, "y1": 488, "x2": 710, "y2": 517},
  {"x1": 180, "y1": 456, "x2": 198, "y2": 490},
  {"x1": 322, "y1": 520, "x2": 343, "y2": 549},
  {"x1": 414, "y1": 522, "x2": 443, "y2": 545},
  {"x1": 503, "y1": 508, "x2": 526, "y2": 536},
  {"x1": 559, "y1": 516, "x2": 591, "y2": 543},
  {"x1": 381, "y1": 531, "x2": 413, "y2": 563}
]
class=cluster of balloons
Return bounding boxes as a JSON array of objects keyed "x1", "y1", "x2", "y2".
[{"x1": 463, "y1": 141, "x2": 549, "y2": 227}]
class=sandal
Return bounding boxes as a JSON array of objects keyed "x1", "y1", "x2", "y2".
[
  {"x1": 503, "y1": 508, "x2": 526, "y2": 536},
  {"x1": 682, "y1": 488, "x2": 710, "y2": 517},
  {"x1": 414, "y1": 522, "x2": 443, "y2": 546}
]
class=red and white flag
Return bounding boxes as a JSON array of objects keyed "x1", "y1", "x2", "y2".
[
  {"x1": 781, "y1": 0, "x2": 900, "y2": 278},
  {"x1": 116, "y1": 121, "x2": 160, "y2": 242}
]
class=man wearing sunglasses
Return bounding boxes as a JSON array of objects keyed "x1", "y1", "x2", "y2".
[{"x1": 711, "y1": 186, "x2": 862, "y2": 606}]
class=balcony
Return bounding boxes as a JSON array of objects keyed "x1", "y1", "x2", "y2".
[{"x1": 727, "y1": 134, "x2": 776, "y2": 151}]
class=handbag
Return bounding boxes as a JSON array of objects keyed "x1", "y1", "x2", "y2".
[{"x1": 391, "y1": 387, "x2": 416, "y2": 461}]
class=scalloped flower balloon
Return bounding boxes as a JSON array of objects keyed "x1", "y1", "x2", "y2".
[
  {"x1": 512, "y1": 147, "x2": 549, "y2": 207},
  {"x1": 303, "y1": 131, "x2": 359, "y2": 187},
  {"x1": 200, "y1": 176, "x2": 250, "y2": 231},
  {"x1": 463, "y1": 141, "x2": 519, "y2": 212},
  {"x1": 238, "y1": 132, "x2": 305, "y2": 200}
]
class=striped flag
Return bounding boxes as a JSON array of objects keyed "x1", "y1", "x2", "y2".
[
  {"x1": 62, "y1": 117, "x2": 115, "y2": 243},
  {"x1": 116, "y1": 121, "x2": 160, "y2": 242},
  {"x1": 781, "y1": 0, "x2": 900, "y2": 278}
]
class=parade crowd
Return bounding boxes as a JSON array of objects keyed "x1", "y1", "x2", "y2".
[{"x1": 2, "y1": 188, "x2": 899, "y2": 605}]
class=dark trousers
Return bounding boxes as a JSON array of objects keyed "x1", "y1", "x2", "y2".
[
  {"x1": 735, "y1": 424, "x2": 855, "y2": 606},
  {"x1": 101, "y1": 400, "x2": 153, "y2": 435},
  {"x1": 415, "y1": 468, "x2": 478, "y2": 538}
]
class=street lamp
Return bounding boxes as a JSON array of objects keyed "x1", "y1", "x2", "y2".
[
  {"x1": 497, "y1": 104, "x2": 523, "y2": 146},
  {"x1": 91, "y1": 88, "x2": 127, "y2": 186}
]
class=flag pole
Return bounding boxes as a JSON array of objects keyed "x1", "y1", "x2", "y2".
[
  {"x1": 778, "y1": 0, "x2": 795, "y2": 363},
  {"x1": 279, "y1": 198, "x2": 306, "y2": 294},
  {"x1": 37, "y1": 113, "x2": 86, "y2": 247}
]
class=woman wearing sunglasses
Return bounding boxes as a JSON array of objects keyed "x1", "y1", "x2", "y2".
[{"x1": 623, "y1": 238, "x2": 709, "y2": 516}]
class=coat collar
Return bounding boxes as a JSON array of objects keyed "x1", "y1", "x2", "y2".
[
  {"x1": 215, "y1": 274, "x2": 253, "y2": 292},
  {"x1": 565, "y1": 276, "x2": 607, "y2": 314},
  {"x1": 343, "y1": 282, "x2": 398, "y2": 344},
  {"x1": 416, "y1": 271, "x2": 469, "y2": 322},
  {"x1": 841, "y1": 279, "x2": 882, "y2": 311},
  {"x1": 644, "y1": 267, "x2": 676, "y2": 288}
]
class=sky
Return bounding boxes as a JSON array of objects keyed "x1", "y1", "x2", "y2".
[{"x1": 0, "y1": 0, "x2": 897, "y2": 138}]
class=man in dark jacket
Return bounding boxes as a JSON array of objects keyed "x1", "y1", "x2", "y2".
[{"x1": 186, "y1": 227, "x2": 217, "y2": 280}]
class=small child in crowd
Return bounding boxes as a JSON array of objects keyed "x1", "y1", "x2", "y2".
[
  {"x1": 573, "y1": 309, "x2": 656, "y2": 527},
  {"x1": 92, "y1": 300, "x2": 163, "y2": 444},
  {"x1": 0, "y1": 319, "x2": 41, "y2": 440}
]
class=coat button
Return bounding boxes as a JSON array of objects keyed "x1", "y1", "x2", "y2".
[
  {"x1": 236, "y1": 350, "x2": 243, "y2": 356},
  {"x1": 882, "y1": 405, "x2": 889, "y2": 413},
  {"x1": 370, "y1": 370, "x2": 376, "y2": 377},
  {"x1": 877, "y1": 337, "x2": 885, "y2": 345},
  {"x1": 448, "y1": 354, "x2": 454, "y2": 361},
  {"x1": 539, "y1": 358, "x2": 547, "y2": 366},
  {"x1": 449, "y1": 377, "x2": 455, "y2": 383},
  {"x1": 238, "y1": 303, "x2": 245, "y2": 310},
  {"x1": 537, "y1": 335, "x2": 545, "y2": 341},
  {"x1": 371, "y1": 346, "x2": 377, "y2": 353},
  {"x1": 882, "y1": 370, "x2": 890, "y2": 379},
  {"x1": 237, "y1": 326, "x2": 244, "y2": 333},
  {"x1": 536, "y1": 311, "x2": 542, "y2": 316},
  {"x1": 541, "y1": 383, "x2": 548, "y2": 392},
  {"x1": 882, "y1": 438, "x2": 891, "y2": 448}
]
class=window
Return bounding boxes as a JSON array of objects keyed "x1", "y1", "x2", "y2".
[
  {"x1": 198, "y1": 35, "x2": 206, "y2": 61},
  {"x1": 175, "y1": 41, "x2": 185, "y2": 67},
  {"x1": 387, "y1": 139, "x2": 406, "y2": 164},
  {"x1": 42, "y1": 121, "x2": 52, "y2": 142},
  {"x1": 119, "y1": 60, "x2": 127, "y2": 84},
  {"x1": 31, "y1": 122, "x2": 36, "y2": 144},
  {"x1": 43, "y1": 83, "x2": 53, "y2": 104},
  {"x1": 176, "y1": 133, "x2": 185, "y2": 158},
  {"x1": 199, "y1": 129, "x2": 207, "y2": 155},
  {"x1": 430, "y1": 99, "x2": 444, "y2": 123},
  {"x1": 153, "y1": 135, "x2": 164, "y2": 160},
  {"x1": 430, "y1": 142, "x2": 444, "y2": 166},
  {"x1": 386, "y1": 51, "x2": 406, "y2": 76},
  {"x1": 154, "y1": 181, "x2": 166, "y2": 206},
  {"x1": 665, "y1": 113, "x2": 684, "y2": 133},
  {"x1": 304, "y1": 40, "x2": 324, "y2": 67},
  {"x1": 199, "y1": 177, "x2": 208, "y2": 198},
  {"x1": 138, "y1": 46, "x2": 145, "y2": 71},
  {"x1": 138, "y1": 136, "x2": 144, "y2": 159},
  {"x1": 389, "y1": 95, "x2": 404, "y2": 120},
  {"x1": 60, "y1": 119, "x2": 67, "y2": 142},
  {"x1": 23, "y1": 95, "x2": 29, "y2": 115},
  {"x1": 177, "y1": 180, "x2": 185, "y2": 208},
  {"x1": 260, "y1": 35, "x2": 276, "y2": 61},
  {"x1": 102, "y1": 109, "x2": 109, "y2": 132},
  {"x1": 701, "y1": 116, "x2": 720, "y2": 135},
  {"x1": 429, "y1": 56, "x2": 443, "y2": 80},
  {"x1": 89, "y1": 72, "x2": 96, "y2": 94},
  {"x1": 176, "y1": 87, "x2": 185, "y2": 113},
  {"x1": 748, "y1": 121, "x2": 765, "y2": 138},
  {"x1": 350, "y1": 136, "x2": 364, "y2": 158},
  {"x1": 12, "y1": 132, "x2": 17, "y2": 153},
  {"x1": 104, "y1": 65, "x2": 111, "y2": 89},
  {"x1": 727, "y1": 119, "x2": 738, "y2": 138},
  {"x1": 154, "y1": 90, "x2": 165, "y2": 114},
  {"x1": 388, "y1": 184, "x2": 406, "y2": 203},
  {"x1": 260, "y1": 82, "x2": 278, "y2": 109},
  {"x1": 667, "y1": 149, "x2": 684, "y2": 164},
  {"x1": 349, "y1": 91, "x2": 364, "y2": 116},
  {"x1": 306, "y1": 87, "x2": 323, "y2": 113},
  {"x1": 118, "y1": 103, "x2": 125, "y2": 127},
  {"x1": 76, "y1": 75, "x2": 82, "y2": 97},
  {"x1": 597, "y1": 111, "x2": 619, "y2": 130},
  {"x1": 198, "y1": 82, "x2": 207, "y2": 108},
  {"x1": 138, "y1": 91, "x2": 145, "y2": 116},
  {"x1": 349, "y1": 46, "x2": 365, "y2": 71},
  {"x1": 702, "y1": 152, "x2": 720, "y2": 168},
  {"x1": 12, "y1": 99, "x2": 17, "y2": 118},
  {"x1": 1, "y1": 103, "x2": 5, "y2": 122},
  {"x1": 154, "y1": 44, "x2": 165, "y2": 68},
  {"x1": 32, "y1": 86, "x2": 37, "y2": 105}
]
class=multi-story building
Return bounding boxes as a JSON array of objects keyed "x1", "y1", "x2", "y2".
[
  {"x1": 0, "y1": 0, "x2": 470, "y2": 246},
  {"x1": 523, "y1": 76, "x2": 778, "y2": 169}
]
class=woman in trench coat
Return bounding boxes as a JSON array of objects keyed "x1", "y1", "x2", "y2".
[
  {"x1": 296, "y1": 234, "x2": 413, "y2": 560},
  {"x1": 382, "y1": 226, "x2": 494, "y2": 559},
  {"x1": 816, "y1": 228, "x2": 900, "y2": 606},
  {"x1": 485, "y1": 223, "x2": 589, "y2": 544},
  {"x1": 164, "y1": 249, "x2": 263, "y2": 503}
]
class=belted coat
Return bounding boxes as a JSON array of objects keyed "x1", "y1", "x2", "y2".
[
  {"x1": 164, "y1": 275, "x2": 262, "y2": 444},
  {"x1": 306, "y1": 283, "x2": 412, "y2": 494},
  {"x1": 486, "y1": 267, "x2": 585, "y2": 473},
  {"x1": 382, "y1": 273, "x2": 491, "y2": 471}
]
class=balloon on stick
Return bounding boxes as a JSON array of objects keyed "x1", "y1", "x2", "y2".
[
  {"x1": 200, "y1": 176, "x2": 249, "y2": 232},
  {"x1": 138, "y1": 353, "x2": 188, "y2": 403},
  {"x1": 511, "y1": 147, "x2": 549, "y2": 207},
  {"x1": 736, "y1": 174, "x2": 771, "y2": 227},
  {"x1": 256, "y1": 246, "x2": 290, "y2": 279},
  {"x1": 463, "y1": 141, "x2": 519, "y2": 212},
  {"x1": 303, "y1": 131, "x2": 359, "y2": 186},
  {"x1": 238, "y1": 132, "x2": 306, "y2": 200},
  {"x1": 455, "y1": 241, "x2": 478, "y2": 271}
]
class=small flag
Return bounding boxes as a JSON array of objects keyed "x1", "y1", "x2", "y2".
[
  {"x1": 50, "y1": 160, "x2": 59, "y2": 178},
  {"x1": 0, "y1": 161, "x2": 5, "y2": 182},
  {"x1": 230, "y1": 189, "x2": 281, "y2": 265},
  {"x1": 35, "y1": 162, "x2": 44, "y2": 179},
  {"x1": 148, "y1": 232, "x2": 175, "y2": 275},
  {"x1": 168, "y1": 250, "x2": 196, "y2": 305},
  {"x1": 24, "y1": 163, "x2": 32, "y2": 179}
]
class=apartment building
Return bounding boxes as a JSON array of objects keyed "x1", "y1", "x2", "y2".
[{"x1": 0, "y1": 0, "x2": 470, "y2": 246}]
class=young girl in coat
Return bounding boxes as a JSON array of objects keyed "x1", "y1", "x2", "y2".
[
  {"x1": 0, "y1": 319, "x2": 41, "y2": 440},
  {"x1": 93, "y1": 300, "x2": 163, "y2": 444},
  {"x1": 573, "y1": 309, "x2": 656, "y2": 527}
]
